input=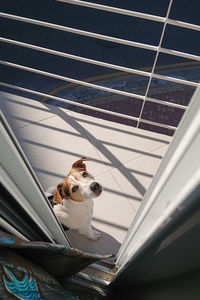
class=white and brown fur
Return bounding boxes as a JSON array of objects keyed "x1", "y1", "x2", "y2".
[{"x1": 52, "y1": 158, "x2": 102, "y2": 240}]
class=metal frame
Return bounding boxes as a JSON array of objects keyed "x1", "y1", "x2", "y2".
[
  {"x1": 0, "y1": 217, "x2": 29, "y2": 242},
  {"x1": 115, "y1": 84, "x2": 200, "y2": 270},
  {"x1": 0, "y1": 111, "x2": 70, "y2": 245}
]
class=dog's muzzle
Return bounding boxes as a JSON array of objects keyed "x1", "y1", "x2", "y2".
[{"x1": 90, "y1": 182, "x2": 102, "y2": 196}]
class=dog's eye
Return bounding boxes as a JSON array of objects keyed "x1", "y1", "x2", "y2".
[
  {"x1": 72, "y1": 186, "x2": 79, "y2": 193},
  {"x1": 64, "y1": 188, "x2": 70, "y2": 197},
  {"x1": 82, "y1": 172, "x2": 88, "y2": 177}
]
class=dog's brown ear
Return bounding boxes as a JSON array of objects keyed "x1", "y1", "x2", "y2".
[
  {"x1": 72, "y1": 157, "x2": 90, "y2": 171},
  {"x1": 53, "y1": 184, "x2": 63, "y2": 205}
]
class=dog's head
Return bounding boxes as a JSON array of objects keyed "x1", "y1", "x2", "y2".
[{"x1": 53, "y1": 158, "x2": 102, "y2": 205}]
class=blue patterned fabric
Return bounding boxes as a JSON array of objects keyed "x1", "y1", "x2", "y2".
[
  {"x1": 0, "y1": 231, "x2": 113, "y2": 279},
  {"x1": 3, "y1": 266, "x2": 44, "y2": 300},
  {"x1": 0, "y1": 231, "x2": 113, "y2": 299}
]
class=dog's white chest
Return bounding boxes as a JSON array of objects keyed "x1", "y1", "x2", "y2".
[{"x1": 54, "y1": 198, "x2": 94, "y2": 230}]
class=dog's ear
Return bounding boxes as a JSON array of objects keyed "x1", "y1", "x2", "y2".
[
  {"x1": 72, "y1": 157, "x2": 90, "y2": 171},
  {"x1": 53, "y1": 184, "x2": 63, "y2": 205}
]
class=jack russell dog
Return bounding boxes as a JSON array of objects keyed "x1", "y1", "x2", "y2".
[{"x1": 52, "y1": 158, "x2": 102, "y2": 240}]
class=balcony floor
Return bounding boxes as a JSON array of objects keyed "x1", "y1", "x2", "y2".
[{"x1": 1, "y1": 92, "x2": 172, "y2": 261}]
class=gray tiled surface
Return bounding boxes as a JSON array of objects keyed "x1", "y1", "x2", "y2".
[{"x1": 1, "y1": 92, "x2": 172, "y2": 259}]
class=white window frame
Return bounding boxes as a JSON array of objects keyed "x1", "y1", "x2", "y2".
[
  {"x1": 0, "y1": 111, "x2": 70, "y2": 246},
  {"x1": 115, "y1": 85, "x2": 200, "y2": 272}
]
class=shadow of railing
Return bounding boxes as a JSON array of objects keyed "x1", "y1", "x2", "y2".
[
  {"x1": 1, "y1": 92, "x2": 170, "y2": 256},
  {"x1": 10, "y1": 100, "x2": 166, "y2": 197},
  {"x1": 13, "y1": 115, "x2": 163, "y2": 160},
  {"x1": 33, "y1": 166, "x2": 143, "y2": 202},
  {"x1": 3, "y1": 94, "x2": 170, "y2": 144},
  {"x1": 38, "y1": 104, "x2": 148, "y2": 196}
]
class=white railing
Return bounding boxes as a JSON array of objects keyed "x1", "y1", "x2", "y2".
[{"x1": 1, "y1": 0, "x2": 200, "y2": 133}]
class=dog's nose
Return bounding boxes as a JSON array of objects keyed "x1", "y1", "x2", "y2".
[{"x1": 90, "y1": 182, "x2": 102, "y2": 195}]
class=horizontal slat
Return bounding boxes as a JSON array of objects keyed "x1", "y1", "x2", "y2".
[
  {"x1": 0, "y1": 37, "x2": 150, "y2": 77},
  {"x1": 153, "y1": 73, "x2": 198, "y2": 87},
  {"x1": 0, "y1": 12, "x2": 157, "y2": 51},
  {"x1": 0, "y1": 60, "x2": 190, "y2": 110},
  {"x1": 1, "y1": 37, "x2": 199, "y2": 89},
  {"x1": 58, "y1": 0, "x2": 200, "y2": 33},
  {"x1": 167, "y1": 18, "x2": 200, "y2": 32},
  {"x1": 160, "y1": 47, "x2": 200, "y2": 62},
  {"x1": 0, "y1": 60, "x2": 144, "y2": 99},
  {"x1": 1, "y1": 5, "x2": 196, "y2": 134},
  {"x1": 0, "y1": 81, "x2": 178, "y2": 130},
  {"x1": 1, "y1": 12, "x2": 200, "y2": 61},
  {"x1": 0, "y1": 81, "x2": 140, "y2": 121},
  {"x1": 140, "y1": 119, "x2": 177, "y2": 130},
  {"x1": 146, "y1": 97, "x2": 188, "y2": 110},
  {"x1": 57, "y1": 0, "x2": 165, "y2": 23}
]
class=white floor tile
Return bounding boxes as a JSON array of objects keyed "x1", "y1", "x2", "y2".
[
  {"x1": 0, "y1": 92, "x2": 55, "y2": 129},
  {"x1": 93, "y1": 172, "x2": 136, "y2": 243},
  {"x1": 110, "y1": 145, "x2": 169, "y2": 211},
  {"x1": 70, "y1": 111, "x2": 172, "y2": 171},
  {"x1": 13, "y1": 114, "x2": 107, "y2": 190}
]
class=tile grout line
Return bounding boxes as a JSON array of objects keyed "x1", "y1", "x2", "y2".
[
  {"x1": 68, "y1": 110, "x2": 118, "y2": 174},
  {"x1": 60, "y1": 108, "x2": 172, "y2": 168},
  {"x1": 11, "y1": 104, "x2": 170, "y2": 175},
  {"x1": 94, "y1": 143, "x2": 170, "y2": 210},
  {"x1": 94, "y1": 142, "x2": 171, "y2": 177},
  {"x1": 13, "y1": 114, "x2": 58, "y2": 132},
  {"x1": 69, "y1": 116, "x2": 134, "y2": 205},
  {"x1": 11, "y1": 106, "x2": 170, "y2": 179},
  {"x1": 111, "y1": 143, "x2": 170, "y2": 210},
  {"x1": 109, "y1": 170, "x2": 137, "y2": 214},
  {"x1": 71, "y1": 109, "x2": 172, "y2": 143},
  {"x1": 109, "y1": 167, "x2": 140, "y2": 211},
  {"x1": 121, "y1": 142, "x2": 170, "y2": 166}
]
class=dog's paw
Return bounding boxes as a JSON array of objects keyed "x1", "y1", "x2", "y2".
[
  {"x1": 90, "y1": 229, "x2": 101, "y2": 240},
  {"x1": 78, "y1": 227, "x2": 101, "y2": 240}
]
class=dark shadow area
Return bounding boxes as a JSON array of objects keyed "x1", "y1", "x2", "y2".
[
  {"x1": 122, "y1": 269, "x2": 200, "y2": 300},
  {"x1": 66, "y1": 227, "x2": 120, "y2": 263},
  {"x1": 111, "y1": 185, "x2": 200, "y2": 290},
  {"x1": 92, "y1": 217, "x2": 129, "y2": 232}
]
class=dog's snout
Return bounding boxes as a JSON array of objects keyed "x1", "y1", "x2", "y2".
[
  {"x1": 90, "y1": 182, "x2": 100, "y2": 191},
  {"x1": 90, "y1": 182, "x2": 102, "y2": 195}
]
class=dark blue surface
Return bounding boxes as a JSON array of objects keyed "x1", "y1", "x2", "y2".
[{"x1": 0, "y1": 0, "x2": 200, "y2": 135}]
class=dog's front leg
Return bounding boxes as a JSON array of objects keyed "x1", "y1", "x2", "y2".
[
  {"x1": 54, "y1": 206, "x2": 69, "y2": 229},
  {"x1": 78, "y1": 225, "x2": 101, "y2": 240}
]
